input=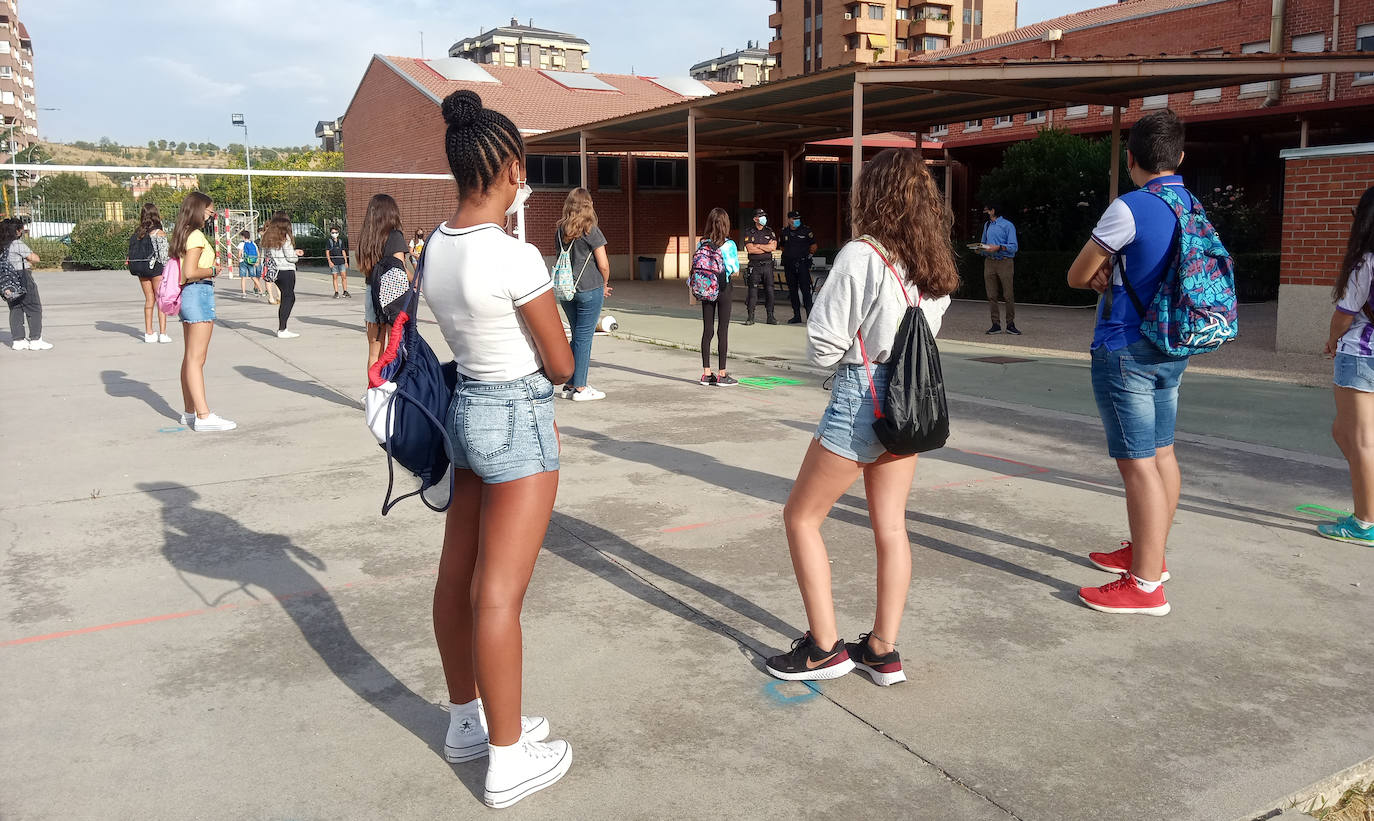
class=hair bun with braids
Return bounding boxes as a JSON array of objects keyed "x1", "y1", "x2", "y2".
[{"x1": 442, "y1": 90, "x2": 482, "y2": 129}]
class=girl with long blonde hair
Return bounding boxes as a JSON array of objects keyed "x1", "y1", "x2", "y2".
[{"x1": 554, "y1": 187, "x2": 612, "y2": 400}]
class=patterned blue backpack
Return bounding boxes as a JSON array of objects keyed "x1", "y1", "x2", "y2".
[{"x1": 1121, "y1": 181, "x2": 1238, "y2": 357}]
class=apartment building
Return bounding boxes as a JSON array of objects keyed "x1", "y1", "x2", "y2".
[
  {"x1": 0, "y1": 0, "x2": 36, "y2": 158},
  {"x1": 449, "y1": 18, "x2": 590, "y2": 72},
  {"x1": 689, "y1": 42, "x2": 778, "y2": 87},
  {"x1": 767, "y1": 0, "x2": 1018, "y2": 77},
  {"x1": 128, "y1": 174, "x2": 199, "y2": 199}
]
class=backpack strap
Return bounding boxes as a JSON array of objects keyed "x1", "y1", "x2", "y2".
[
  {"x1": 853, "y1": 236, "x2": 921, "y2": 421},
  {"x1": 406, "y1": 226, "x2": 443, "y2": 317}
]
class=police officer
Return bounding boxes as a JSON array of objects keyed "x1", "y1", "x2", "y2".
[
  {"x1": 742, "y1": 207, "x2": 778, "y2": 325},
  {"x1": 779, "y1": 209, "x2": 817, "y2": 324}
]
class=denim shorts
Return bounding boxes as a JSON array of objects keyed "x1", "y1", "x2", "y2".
[
  {"x1": 363, "y1": 280, "x2": 378, "y2": 325},
  {"x1": 1334, "y1": 353, "x2": 1374, "y2": 392},
  {"x1": 447, "y1": 371, "x2": 559, "y2": 484},
  {"x1": 1091, "y1": 339, "x2": 1190, "y2": 460},
  {"x1": 239, "y1": 262, "x2": 262, "y2": 279},
  {"x1": 815, "y1": 363, "x2": 888, "y2": 464},
  {"x1": 331, "y1": 264, "x2": 347, "y2": 275},
  {"x1": 179, "y1": 281, "x2": 216, "y2": 324}
]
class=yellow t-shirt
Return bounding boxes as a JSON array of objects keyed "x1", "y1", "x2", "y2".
[{"x1": 185, "y1": 229, "x2": 215, "y2": 272}]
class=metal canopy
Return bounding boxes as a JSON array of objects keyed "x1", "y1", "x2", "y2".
[{"x1": 526, "y1": 54, "x2": 1374, "y2": 155}]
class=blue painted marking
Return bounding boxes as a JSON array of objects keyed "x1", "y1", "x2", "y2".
[
  {"x1": 763, "y1": 679, "x2": 821, "y2": 705},
  {"x1": 158, "y1": 426, "x2": 188, "y2": 433}
]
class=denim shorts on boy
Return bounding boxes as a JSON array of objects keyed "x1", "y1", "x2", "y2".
[
  {"x1": 447, "y1": 371, "x2": 559, "y2": 484},
  {"x1": 1334, "y1": 352, "x2": 1374, "y2": 393},
  {"x1": 331, "y1": 263, "x2": 347, "y2": 275},
  {"x1": 179, "y1": 280, "x2": 216, "y2": 324},
  {"x1": 239, "y1": 262, "x2": 262, "y2": 279},
  {"x1": 815, "y1": 363, "x2": 889, "y2": 464},
  {"x1": 1090, "y1": 339, "x2": 1190, "y2": 459}
]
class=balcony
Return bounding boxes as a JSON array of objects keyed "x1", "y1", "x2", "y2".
[
  {"x1": 910, "y1": 16, "x2": 955, "y2": 37},
  {"x1": 768, "y1": 37, "x2": 784, "y2": 55},
  {"x1": 840, "y1": 15, "x2": 888, "y2": 36},
  {"x1": 768, "y1": 11, "x2": 784, "y2": 28}
]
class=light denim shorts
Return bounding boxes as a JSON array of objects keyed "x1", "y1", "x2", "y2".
[
  {"x1": 179, "y1": 281, "x2": 216, "y2": 324},
  {"x1": 815, "y1": 363, "x2": 888, "y2": 464},
  {"x1": 239, "y1": 262, "x2": 262, "y2": 279},
  {"x1": 1334, "y1": 353, "x2": 1374, "y2": 392},
  {"x1": 331, "y1": 263, "x2": 348, "y2": 275},
  {"x1": 1091, "y1": 338, "x2": 1190, "y2": 460},
  {"x1": 363, "y1": 279, "x2": 379, "y2": 325},
  {"x1": 447, "y1": 371, "x2": 559, "y2": 484}
]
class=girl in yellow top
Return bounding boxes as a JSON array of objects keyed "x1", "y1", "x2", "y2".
[{"x1": 170, "y1": 192, "x2": 235, "y2": 432}]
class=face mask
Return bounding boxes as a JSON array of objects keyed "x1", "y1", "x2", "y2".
[
  {"x1": 505, "y1": 181, "x2": 532, "y2": 217},
  {"x1": 758, "y1": 216, "x2": 767, "y2": 227},
  {"x1": 791, "y1": 219, "x2": 800, "y2": 228},
  {"x1": 330, "y1": 233, "x2": 339, "y2": 239}
]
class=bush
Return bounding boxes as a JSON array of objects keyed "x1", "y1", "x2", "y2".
[
  {"x1": 1233, "y1": 251, "x2": 1279, "y2": 303},
  {"x1": 293, "y1": 234, "x2": 327, "y2": 266},
  {"x1": 28, "y1": 237, "x2": 68, "y2": 270},
  {"x1": 955, "y1": 249, "x2": 1096, "y2": 306},
  {"x1": 69, "y1": 220, "x2": 136, "y2": 269}
]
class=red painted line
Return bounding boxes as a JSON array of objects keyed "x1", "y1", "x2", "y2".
[
  {"x1": 0, "y1": 608, "x2": 210, "y2": 647},
  {"x1": 661, "y1": 511, "x2": 774, "y2": 533},
  {"x1": 954, "y1": 449, "x2": 1051, "y2": 473}
]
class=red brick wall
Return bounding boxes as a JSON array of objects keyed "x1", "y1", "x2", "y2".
[{"x1": 1280, "y1": 151, "x2": 1374, "y2": 286}]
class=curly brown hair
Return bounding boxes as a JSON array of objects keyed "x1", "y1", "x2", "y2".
[{"x1": 850, "y1": 148, "x2": 960, "y2": 298}]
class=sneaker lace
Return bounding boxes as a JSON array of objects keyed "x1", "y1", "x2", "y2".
[
  {"x1": 522, "y1": 740, "x2": 556, "y2": 759},
  {"x1": 1100, "y1": 573, "x2": 1135, "y2": 594}
]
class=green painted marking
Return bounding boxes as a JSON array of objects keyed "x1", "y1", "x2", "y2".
[
  {"x1": 1295, "y1": 504, "x2": 1349, "y2": 520},
  {"x1": 738, "y1": 376, "x2": 803, "y2": 391}
]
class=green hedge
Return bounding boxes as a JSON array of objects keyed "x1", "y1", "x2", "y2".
[
  {"x1": 1233, "y1": 251, "x2": 1279, "y2": 303},
  {"x1": 29, "y1": 237, "x2": 69, "y2": 270},
  {"x1": 69, "y1": 220, "x2": 136, "y2": 270},
  {"x1": 294, "y1": 235, "x2": 328, "y2": 266}
]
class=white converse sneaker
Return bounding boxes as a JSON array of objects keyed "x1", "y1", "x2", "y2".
[
  {"x1": 276, "y1": 329, "x2": 299, "y2": 339},
  {"x1": 570, "y1": 386, "x2": 605, "y2": 402},
  {"x1": 11, "y1": 339, "x2": 28, "y2": 351},
  {"x1": 193, "y1": 413, "x2": 237, "y2": 432},
  {"x1": 158, "y1": 333, "x2": 173, "y2": 344},
  {"x1": 27, "y1": 338, "x2": 52, "y2": 351},
  {"x1": 444, "y1": 700, "x2": 550, "y2": 764},
  {"x1": 483, "y1": 738, "x2": 572, "y2": 809},
  {"x1": 179, "y1": 412, "x2": 193, "y2": 427},
  {"x1": 143, "y1": 333, "x2": 157, "y2": 344}
]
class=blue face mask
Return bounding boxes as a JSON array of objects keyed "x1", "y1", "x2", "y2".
[
  {"x1": 791, "y1": 219, "x2": 800, "y2": 228},
  {"x1": 757, "y1": 216, "x2": 767, "y2": 227}
]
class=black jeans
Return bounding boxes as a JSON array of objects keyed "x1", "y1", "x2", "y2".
[
  {"x1": 701, "y1": 280, "x2": 733, "y2": 370},
  {"x1": 745, "y1": 259, "x2": 775, "y2": 320},
  {"x1": 276, "y1": 268, "x2": 297, "y2": 331},
  {"x1": 7, "y1": 270, "x2": 41, "y2": 340},
  {"x1": 783, "y1": 257, "x2": 814, "y2": 319}
]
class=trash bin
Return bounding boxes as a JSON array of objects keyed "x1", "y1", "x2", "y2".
[{"x1": 637, "y1": 256, "x2": 656, "y2": 282}]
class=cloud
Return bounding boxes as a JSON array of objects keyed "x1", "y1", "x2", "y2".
[{"x1": 142, "y1": 57, "x2": 247, "y2": 100}]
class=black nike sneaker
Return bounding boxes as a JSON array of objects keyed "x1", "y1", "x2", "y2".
[
  {"x1": 845, "y1": 633, "x2": 907, "y2": 686},
  {"x1": 765, "y1": 632, "x2": 855, "y2": 681}
]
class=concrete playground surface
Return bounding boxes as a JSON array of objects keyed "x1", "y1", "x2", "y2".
[{"x1": 2, "y1": 269, "x2": 1372, "y2": 821}]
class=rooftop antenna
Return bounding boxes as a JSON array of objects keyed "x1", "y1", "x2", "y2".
[{"x1": 419, "y1": 31, "x2": 425, "y2": 57}]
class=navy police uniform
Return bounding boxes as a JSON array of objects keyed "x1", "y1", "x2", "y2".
[
  {"x1": 742, "y1": 220, "x2": 777, "y2": 324},
  {"x1": 779, "y1": 215, "x2": 816, "y2": 322}
]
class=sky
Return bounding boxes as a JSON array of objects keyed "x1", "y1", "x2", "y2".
[{"x1": 28, "y1": 0, "x2": 1089, "y2": 148}]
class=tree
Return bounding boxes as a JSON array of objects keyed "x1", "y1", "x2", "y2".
[
  {"x1": 138, "y1": 184, "x2": 186, "y2": 218},
  {"x1": 176, "y1": 142, "x2": 188, "y2": 155},
  {"x1": 148, "y1": 140, "x2": 157, "y2": 151},
  {"x1": 158, "y1": 140, "x2": 168, "y2": 151},
  {"x1": 31, "y1": 173, "x2": 96, "y2": 203}
]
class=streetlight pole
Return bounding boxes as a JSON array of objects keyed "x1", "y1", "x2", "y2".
[
  {"x1": 231, "y1": 114, "x2": 254, "y2": 219},
  {"x1": 4, "y1": 121, "x2": 18, "y2": 217}
]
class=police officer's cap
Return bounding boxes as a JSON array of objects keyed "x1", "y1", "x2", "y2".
[
  {"x1": 752, "y1": 208, "x2": 767, "y2": 218},
  {"x1": 787, "y1": 210, "x2": 801, "y2": 219}
]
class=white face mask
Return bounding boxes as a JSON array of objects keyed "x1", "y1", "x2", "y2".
[{"x1": 505, "y1": 181, "x2": 532, "y2": 217}]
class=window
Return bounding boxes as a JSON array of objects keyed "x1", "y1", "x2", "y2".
[
  {"x1": 1240, "y1": 41, "x2": 1270, "y2": 95},
  {"x1": 0, "y1": 66, "x2": 10, "y2": 79},
  {"x1": 597, "y1": 156, "x2": 621, "y2": 189},
  {"x1": 1357, "y1": 24, "x2": 1374, "y2": 81},
  {"x1": 869, "y1": 3, "x2": 884, "y2": 20},
  {"x1": 845, "y1": 34, "x2": 860, "y2": 50},
  {"x1": 1026, "y1": 110, "x2": 1046, "y2": 123},
  {"x1": 923, "y1": 36, "x2": 946, "y2": 51},
  {"x1": 816, "y1": 42, "x2": 823, "y2": 60},
  {"x1": 895, "y1": 7, "x2": 909, "y2": 19},
  {"x1": 635, "y1": 158, "x2": 688, "y2": 190},
  {"x1": 805, "y1": 16, "x2": 812, "y2": 32},
  {"x1": 963, "y1": 8, "x2": 972, "y2": 23},
  {"x1": 1141, "y1": 94, "x2": 1169, "y2": 109},
  {"x1": 964, "y1": 119, "x2": 983, "y2": 131},
  {"x1": 1, "y1": 91, "x2": 11, "y2": 105},
  {"x1": 526, "y1": 155, "x2": 581, "y2": 189},
  {"x1": 1193, "y1": 49, "x2": 1223, "y2": 102},
  {"x1": 0, "y1": 41, "x2": 8, "y2": 54},
  {"x1": 815, "y1": 11, "x2": 823, "y2": 28},
  {"x1": 1290, "y1": 32, "x2": 1326, "y2": 89},
  {"x1": 993, "y1": 114, "x2": 1014, "y2": 127},
  {"x1": 805, "y1": 45, "x2": 813, "y2": 62},
  {"x1": 974, "y1": 9, "x2": 983, "y2": 23},
  {"x1": 1064, "y1": 105, "x2": 1089, "y2": 119},
  {"x1": 928, "y1": 124, "x2": 949, "y2": 137},
  {"x1": 804, "y1": 162, "x2": 853, "y2": 191}
]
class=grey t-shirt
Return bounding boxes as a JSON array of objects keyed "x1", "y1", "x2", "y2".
[
  {"x1": 8, "y1": 239, "x2": 32, "y2": 273},
  {"x1": 555, "y1": 226, "x2": 606, "y2": 291}
]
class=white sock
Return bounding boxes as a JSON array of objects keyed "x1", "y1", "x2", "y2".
[
  {"x1": 1132, "y1": 574, "x2": 1161, "y2": 594},
  {"x1": 1355, "y1": 517, "x2": 1374, "y2": 530}
]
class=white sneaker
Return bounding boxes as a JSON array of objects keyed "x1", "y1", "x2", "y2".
[
  {"x1": 276, "y1": 329, "x2": 299, "y2": 339},
  {"x1": 179, "y1": 412, "x2": 193, "y2": 427},
  {"x1": 11, "y1": 339, "x2": 28, "y2": 351},
  {"x1": 444, "y1": 700, "x2": 550, "y2": 763},
  {"x1": 193, "y1": 413, "x2": 237, "y2": 432},
  {"x1": 158, "y1": 333, "x2": 173, "y2": 344},
  {"x1": 143, "y1": 333, "x2": 157, "y2": 344},
  {"x1": 570, "y1": 386, "x2": 605, "y2": 402},
  {"x1": 27, "y1": 338, "x2": 52, "y2": 351},
  {"x1": 484, "y1": 738, "x2": 572, "y2": 809}
]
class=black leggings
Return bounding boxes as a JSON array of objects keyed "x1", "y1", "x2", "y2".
[
  {"x1": 700, "y1": 281, "x2": 733, "y2": 371},
  {"x1": 276, "y1": 269, "x2": 297, "y2": 331}
]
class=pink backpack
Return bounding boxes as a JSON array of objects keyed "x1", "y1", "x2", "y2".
[{"x1": 157, "y1": 258, "x2": 183, "y2": 315}]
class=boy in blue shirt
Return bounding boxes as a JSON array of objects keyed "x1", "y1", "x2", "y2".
[{"x1": 1067, "y1": 109, "x2": 1195, "y2": 616}]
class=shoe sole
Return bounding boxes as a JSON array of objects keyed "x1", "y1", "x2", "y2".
[
  {"x1": 854, "y1": 664, "x2": 907, "y2": 686},
  {"x1": 444, "y1": 717, "x2": 551, "y2": 764},
  {"x1": 715, "y1": 382, "x2": 737, "y2": 388},
  {"x1": 570, "y1": 395, "x2": 605, "y2": 401},
  {"x1": 1077, "y1": 595, "x2": 1171, "y2": 616},
  {"x1": 765, "y1": 657, "x2": 856, "y2": 681},
  {"x1": 1316, "y1": 530, "x2": 1374, "y2": 546},
  {"x1": 483, "y1": 743, "x2": 572, "y2": 809},
  {"x1": 1088, "y1": 557, "x2": 1171, "y2": 582}
]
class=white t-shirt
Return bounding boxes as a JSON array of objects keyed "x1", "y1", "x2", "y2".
[
  {"x1": 422, "y1": 223, "x2": 553, "y2": 382},
  {"x1": 1336, "y1": 252, "x2": 1374, "y2": 357}
]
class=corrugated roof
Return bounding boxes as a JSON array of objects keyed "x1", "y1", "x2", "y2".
[
  {"x1": 373, "y1": 56, "x2": 739, "y2": 133},
  {"x1": 919, "y1": 0, "x2": 1226, "y2": 61}
]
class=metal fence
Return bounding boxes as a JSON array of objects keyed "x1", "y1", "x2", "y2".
[{"x1": 22, "y1": 201, "x2": 347, "y2": 240}]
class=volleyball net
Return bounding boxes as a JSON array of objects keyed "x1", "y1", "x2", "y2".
[{"x1": 5, "y1": 163, "x2": 490, "y2": 272}]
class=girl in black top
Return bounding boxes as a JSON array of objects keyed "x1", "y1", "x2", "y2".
[{"x1": 356, "y1": 194, "x2": 409, "y2": 369}]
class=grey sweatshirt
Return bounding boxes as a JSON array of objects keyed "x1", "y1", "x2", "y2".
[{"x1": 806, "y1": 240, "x2": 951, "y2": 369}]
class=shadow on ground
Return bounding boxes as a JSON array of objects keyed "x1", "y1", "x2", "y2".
[
  {"x1": 234, "y1": 365, "x2": 361, "y2": 410},
  {"x1": 101, "y1": 369, "x2": 181, "y2": 422}
]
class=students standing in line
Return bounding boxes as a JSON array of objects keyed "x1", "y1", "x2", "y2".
[
  {"x1": 171, "y1": 192, "x2": 235, "y2": 431},
  {"x1": 326, "y1": 224, "x2": 351, "y2": 299},
  {"x1": 3, "y1": 218, "x2": 47, "y2": 351},
  {"x1": 237, "y1": 229, "x2": 267, "y2": 300},
  {"x1": 261, "y1": 212, "x2": 305, "y2": 339},
  {"x1": 423, "y1": 89, "x2": 575, "y2": 809},
  {"x1": 356, "y1": 193, "x2": 409, "y2": 369},
  {"x1": 554, "y1": 187, "x2": 613, "y2": 401},
  {"x1": 765, "y1": 148, "x2": 957, "y2": 685},
  {"x1": 131, "y1": 203, "x2": 172, "y2": 343},
  {"x1": 697, "y1": 207, "x2": 740, "y2": 387},
  {"x1": 1320, "y1": 184, "x2": 1374, "y2": 546}
]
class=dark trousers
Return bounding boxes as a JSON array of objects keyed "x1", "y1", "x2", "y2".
[
  {"x1": 701, "y1": 280, "x2": 733, "y2": 370},
  {"x1": 745, "y1": 259, "x2": 775, "y2": 320},
  {"x1": 7, "y1": 270, "x2": 41, "y2": 340},
  {"x1": 276, "y1": 269, "x2": 297, "y2": 331},
  {"x1": 783, "y1": 257, "x2": 814, "y2": 319}
]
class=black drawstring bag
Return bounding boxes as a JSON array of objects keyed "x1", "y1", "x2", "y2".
[{"x1": 856, "y1": 237, "x2": 950, "y2": 455}]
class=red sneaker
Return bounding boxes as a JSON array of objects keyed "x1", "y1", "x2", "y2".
[
  {"x1": 1078, "y1": 573, "x2": 1171, "y2": 616},
  {"x1": 1088, "y1": 541, "x2": 1170, "y2": 582}
]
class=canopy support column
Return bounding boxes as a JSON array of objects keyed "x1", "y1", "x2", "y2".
[
  {"x1": 688, "y1": 109, "x2": 698, "y2": 278},
  {"x1": 782, "y1": 149, "x2": 794, "y2": 219},
  {"x1": 626, "y1": 152, "x2": 635, "y2": 281},
  {"x1": 851, "y1": 80, "x2": 864, "y2": 184},
  {"x1": 1109, "y1": 106, "x2": 1122, "y2": 200},
  {"x1": 579, "y1": 132, "x2": 589, "y2": 192}
]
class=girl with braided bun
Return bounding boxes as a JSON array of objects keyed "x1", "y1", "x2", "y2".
[{"x1": 421, "y1": 89, "x2": 575, "y2": 809}]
